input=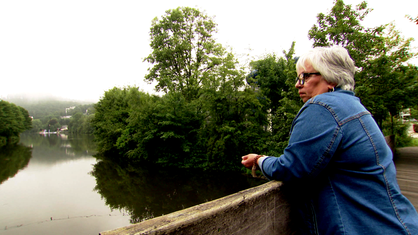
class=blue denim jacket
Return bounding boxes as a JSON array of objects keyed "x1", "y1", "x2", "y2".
[{"x1": 260, "y1": 89, "x2": 418, "y2": 234}]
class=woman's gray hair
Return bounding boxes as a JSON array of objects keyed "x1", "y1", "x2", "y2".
[{"x1": 296, "y1": 46, "x2": 356, "y2": 91}]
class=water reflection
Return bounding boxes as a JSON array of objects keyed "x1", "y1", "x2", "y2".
[
  {"x1": 1, "y1": 134, "x2": 266, "y2": 234},
  {"x1": 0, "y1": 144, "x2": 32, "y2": 184},
  {"x1": 0, "y1": 134, "x2": 120, "y2": 235},
  {"x1": 18, "y1": 133, "x2": 97, "y2": 165},
  {"x1": 0, "y1": 133, "x2": 97, "y2": 187},
  {"x1": 91, "y1": 159, "x2": 266, "y2": 224}
]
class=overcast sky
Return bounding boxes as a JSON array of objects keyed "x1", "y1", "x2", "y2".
[{"x1": 1, "y1": 0, "x2": 417, "y2": 102}]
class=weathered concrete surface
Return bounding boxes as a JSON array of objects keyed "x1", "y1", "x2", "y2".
[
  {"x1": 394, "y1": 147, "x2": 418, "y2": 211},
  {"x1": 99, "y1": 181, "x2": 294, "y2": 235}
]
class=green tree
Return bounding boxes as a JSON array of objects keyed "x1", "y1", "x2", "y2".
[
  {"x1": 139, "y1": 6, "x2": 267, "y2": 170},
  {"x1": 248, "y1": 43, "x2": 300, "y2": 129},
  {"x1": 0, "y1": 100, "x2": 32, "y2": 146},
  {"x1": 80, "y1": 114, "x2": 95, "y2": 134},
  {"x1": 48, "y1": 118, "x2": 60, "y2": 131},
  {"x1": 62, "y1": 104, "x2": 95, "y2": 134},
  {"x1": 69, "y1": 112, "x2": 83, "y2": 133},
  {"x1": 406, "y1": 14, "x2": 418, "y2": 25},
  {"x1": 92, "y1": 87, "x2": 128, "y2": 155},
  {"x1": 31, "y1": 119, "x2": 43, "y2": 132},
  {"x1": 197, "y1": 65, "x2": 268, "y2": 170},
  {"x1": 18, "y1": 106, "x2": 32, "y2": 131},
  {"x1": 91, "y1": 87, "x2": 148, "y2": 156},
  {"x1": 144, "y1": 7, "x2": 232, "y2": 101},
  {"x1": 269, "y1": 45, "x2": 303, "y2": 155},
  {"x1": 248, "y1": 54, "x2": 286, "y2": 118},
  {"x1": 41, "y1": 114, "x2": 61, "y2": 131},
  {"x1": 308, "y1": 0, "x2": 385, "y2": 71},
  {"x1": 247, "y1": 43, "x2": 302, "y2": 155},
  {"x1": 120, "y1": 92, "x2": 204, "y2": 167},
  {"x1": 356, "y1": 24, "x2": 418, "y2": 133},
  {"x1": 308, "y1": 0, "x2": 418, "y2": 137}
]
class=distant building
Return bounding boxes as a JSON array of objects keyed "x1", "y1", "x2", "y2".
[
  {"x1": 65, "y1": 106, "x2": 76, "y2": 114},
  {"x1": 400, "y1": 108, "x2": 413, "y2": 123}
]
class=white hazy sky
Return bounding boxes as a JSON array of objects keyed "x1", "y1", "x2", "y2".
[{"x1": 1, "y1": 0, "x2": 417, "y2": 102}]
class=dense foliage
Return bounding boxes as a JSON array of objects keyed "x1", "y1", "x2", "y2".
[
  {"x1": 91, "y1": 7, "x2": 299, "y2": 171},
  {"x1": 144, "y1": 7, "x2": 227, "y2": 101},
  {"x1": 68, "y1": 111, "x2": 95, "y2": 134},
  {"x1": 0, "y1": 100, "x2": 32, "y2": 146},
  {"x1": 308, "y1": 0, "x2": 418, "y2": 144},
  {"x1": 406, "y1": 14, "x2": 418, "y2": 25},
  {"x1": 91, "y1": 3, "x2": 417, "y2": 170},
  {"x1": 248, "y1": 43, "x2": 302, "y2": 156}
]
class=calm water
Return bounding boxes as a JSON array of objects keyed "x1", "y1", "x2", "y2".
[{"x1": 0, "y1": 134, "x2": 265, "y2": 235}]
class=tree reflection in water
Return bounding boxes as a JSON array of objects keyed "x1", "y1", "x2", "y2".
[
  {"x1": 0, "y1": 144, "x2": 32, "y2": 185},
  {"x1": 91, "y1": 159, "x2": 266, "y2": 224}
]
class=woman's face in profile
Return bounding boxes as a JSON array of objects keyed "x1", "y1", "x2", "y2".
[{"x1": 295, "y1": 62, "x2": 332, "y2": 102}]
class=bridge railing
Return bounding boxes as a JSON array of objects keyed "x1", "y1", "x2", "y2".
[{"x1": 99, "y1": 181, "x2": 295, "y2": 235}]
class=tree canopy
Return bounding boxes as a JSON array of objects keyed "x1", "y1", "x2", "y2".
[
  {"x1": 406, "y1": 14, "x2": 418, "y2": 25},
  {"x1": 91, "y1": 3, "x2": 418, "y2": 171},
  {"x1": 144, "y1": 7, "x2": 231, "y2": 101},
  {"x1": 248, "y1": 42, "x2": 302, "y2": 155},
  {"x1": 92, "y1": 7, "x2": 274, "y2": 171},
  {"x1": 308, "y1": 0, "x2": 418, "y2": 136},
  {"x1": 308, "y1": 0, "x2": 385, "y2": 70},
  {"x1": 0, "y1": 100, "x2": 32, "y2": 146}
]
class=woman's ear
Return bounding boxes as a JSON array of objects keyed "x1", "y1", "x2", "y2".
[{"x1": 328, "y1": 83, "x2": 337, "y2": 92}]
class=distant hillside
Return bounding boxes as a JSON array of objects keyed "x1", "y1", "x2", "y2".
[{"x1": 3, "y1": 94, "x2": 94, "y2": 120}]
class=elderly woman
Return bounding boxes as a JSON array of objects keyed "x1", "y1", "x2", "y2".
[{"x1": 242, "y1": 46, "x2": 418, "y2": 234}]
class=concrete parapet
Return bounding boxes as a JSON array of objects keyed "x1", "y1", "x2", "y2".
[{"x1": 99, "y1": 181, "x2": 293, "y2": 235}]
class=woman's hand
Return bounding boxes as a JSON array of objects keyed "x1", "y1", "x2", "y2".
[{"x1": 241, "y1": 153, "x2": 259, "y2": 169}]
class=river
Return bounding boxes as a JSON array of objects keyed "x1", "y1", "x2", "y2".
[{"x1": 0, "y1": 134, "x2": 265, "y2": 235}]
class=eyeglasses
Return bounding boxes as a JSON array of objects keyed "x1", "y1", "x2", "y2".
[{"x1": 295, "y1": 72, "x2": 321, "y2": 85}]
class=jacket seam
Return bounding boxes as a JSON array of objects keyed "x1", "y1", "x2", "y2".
[
  {"x1": 290, "y1": 94, "x2": 415, "y2": 234},
  {"x1": 359, "y1": 118, "x2": 411, "y2": 234},
  {"x1": 327, "y1": 176, "x2": 346, "y2": 235},
  {"x1": 307, "y1": 100, "x2": 341, "y2": 125},
  {"x1": 305, "y1": 100, "x2": 411, "y2": 233},
  {"x1": 339, "y1": 111, "x2": 371, "y2": 126},
  {"x1": 308, "y1": 127, "x2": 340, "y2": 177},
  {"x1": 308, "y1": 100, "x2": 372, "y2": 127},
  {"x1": 298, "y1": 101, "x2": 342, "y2": 178},
  {"x1": 309, "y1": 202, "x2": 319, "y2": 234}
]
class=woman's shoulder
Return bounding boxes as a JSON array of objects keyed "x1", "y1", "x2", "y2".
[
  {"x1": 310, "y1": 89, "x2": 357, "y2": 106},
  {"x1": 306, "y1": 90, "x2": 368, "y2": 120}
]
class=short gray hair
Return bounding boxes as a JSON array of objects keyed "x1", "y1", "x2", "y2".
[{"x1": 296, "y1": 46, "x2": 356, "y2": 91}]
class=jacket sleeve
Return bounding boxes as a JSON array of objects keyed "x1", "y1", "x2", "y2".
[{"x1": 261, "y1": 103, "x2": 343, "y2": 182}]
